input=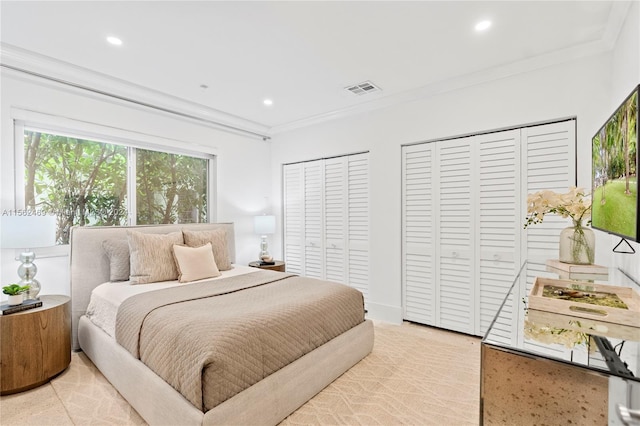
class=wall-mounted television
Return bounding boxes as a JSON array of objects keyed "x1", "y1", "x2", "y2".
[{"x1": 591, "y1": 84, "x2": 639, "y2": 243}]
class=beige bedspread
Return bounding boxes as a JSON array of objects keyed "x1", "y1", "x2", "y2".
[{"x1": 115, "y1": 270, "x2": 365, "y2": 411}]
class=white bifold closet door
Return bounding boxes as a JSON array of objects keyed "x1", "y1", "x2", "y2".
[
  {"x1": 520, "y1": 121, "x2": 576, "y2": 357},
  {"x1": 283, "y1": 153, "x2": 370, "y2": 304},
  {"x1": 475, "y1": 130, "x2": 521, "y2": 339},
  {"x1": 437, "y1": 138, "x2": 475, "y2": 334},
  {"x1": 402, "y1": 137, "x2": 479, "y2": 335},
  {"x1": 402, "y1": 143, "x2": 437, "y2": 325},
  {"x1": 283, "y1": 163, "x2": 303, "y2": 275},
  {"x1": 522, "y1": 122, "x2": 577, "y2": 259},
  {"x1": 402, "y1": 120, "x2": 575, "y2": 337},
  {"x1": 324, "y1": 157, "x2": 346, "y2": 283},
  {"x1": 346, "y1": 154, "x2": 370, "y2": 301},
  {"x1": 303, "y1": 160, "x2": 324, "y2": 279}
]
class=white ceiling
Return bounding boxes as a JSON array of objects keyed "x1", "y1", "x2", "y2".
[{"x1": 0, "y1": 1, "x2": 630, "y2": 136}]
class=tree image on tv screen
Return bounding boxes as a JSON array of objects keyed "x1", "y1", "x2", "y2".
[{"x1": 592, "y1": 90, "x2": 638, "y2": 240}]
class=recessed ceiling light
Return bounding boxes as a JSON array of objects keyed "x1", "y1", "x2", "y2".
[
  {"x1": 475, "y1": 20, "x2": 492, "y2": 32},
  {"x1": 106, "y1": 36, "x2": 123, "y2": 46},
  {"x1": 263, "y1": 99, "x2": 273, "y2": 106}
]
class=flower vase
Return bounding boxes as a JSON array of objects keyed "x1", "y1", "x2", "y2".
[{"x1": 559, "y1": 221, "x2": 595, "y2": 265}]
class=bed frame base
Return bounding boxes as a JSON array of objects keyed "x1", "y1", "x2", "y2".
[{"x1": 79, "y1": 316, "x2": 374, "y2": 425}]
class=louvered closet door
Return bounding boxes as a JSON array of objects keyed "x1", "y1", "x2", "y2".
[
  {"x1": 401, "y1": 120, "x2": 575, "y2": 338},
  {"x1": 324, "y1": 157, "x2": 346, "y2": 284},
  {"x1": 522, "y1": 121, "x2": 576, "y2": 259},
  {"x1": 303, "y1": 160, "x2": 324, "y2": 279},
  {"x1": 437, "y1": 138, "x2": 475, "y2": 334},
  {"x1": 284, "y1": 153, "x2": 370, "y2": 296},
  {"x1": 475, "y1": 130, "x2": 521, "y2": 339},
  {"x1": 521, "y1": 120, "x2": 575, "y2": 358},
  {"x1": 402, "y1": 144, "x2": 437, "y2": 325},
  {"x1": 323, "y1": 154, "x2": 370, "y2": 303},
  {"x1": 347, "y1": 153, "x2": 370, "y2": 304},
  {"x1": 283, "y1": 163, "x2": 303, "y2": 275}
]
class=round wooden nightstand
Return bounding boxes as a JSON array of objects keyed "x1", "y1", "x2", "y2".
[
  {"x1": 0, "y1": 295, "x2": 71, "y2": 395},
  {"x1": 248, "y1": 260, "x2": 286, "y2": 272}
]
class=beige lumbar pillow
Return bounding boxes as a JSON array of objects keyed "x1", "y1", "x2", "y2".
[
  {"x1": 182, "y1": 228, "x2": 232, "y2": 271},
  {"x1": 172, "y1": 243, "x2": 221, "y2": 283},
  {"x1": 127, "y1": 230, "x2": 183, "y2": 284}
]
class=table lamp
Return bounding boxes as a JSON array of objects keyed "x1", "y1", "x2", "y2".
[
  {"x1": 254, "y1": 215, "x2": 276, "y2": 264},
  {"x1": 1, "y1": 215, "x2": 56, "y2": 299}
]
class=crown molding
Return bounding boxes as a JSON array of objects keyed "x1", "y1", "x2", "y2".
[
  {"x1": 2, "y1": 0, "x2": 629, "y2": 139},
  {"x1": 271, "y1": 38, "x2": 613, "y2": 134},
  {"x1": 271, "y1": 3, "x2": 630, "y2": 134},
  {"x1": 0, "y1": 43, "x2": 271, "y2": 138}
]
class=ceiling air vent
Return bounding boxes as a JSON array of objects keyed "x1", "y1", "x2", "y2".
[{"x1": 345, "y1": 80, "x2": 381, "y2": 96}]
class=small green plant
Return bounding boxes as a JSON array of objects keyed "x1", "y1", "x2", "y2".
[{"x1": 2, "y1": 284, "x2": 30, "y2": 296}]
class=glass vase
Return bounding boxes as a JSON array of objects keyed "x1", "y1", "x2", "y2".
[{"x1": 559, "y1": 221, "x2": 595, "y2": 265}]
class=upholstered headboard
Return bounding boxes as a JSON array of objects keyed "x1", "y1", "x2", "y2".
[{"x1": 69, "y1": 223, "x2": 235, "y2": 350}]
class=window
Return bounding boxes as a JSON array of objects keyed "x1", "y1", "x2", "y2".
[
  {"x1": 135, "y1": 148, "x2": 208, "y2": 225},
  {"x1": 23, "y1": 129, "x2": 211, "y2": 244}
]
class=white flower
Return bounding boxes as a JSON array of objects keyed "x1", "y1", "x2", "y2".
[
  {"x1": 524, "y1": 187, "x2": 591, "y2": 228},
  {"x1": 524, "y1": 318, "x2": 594, "y2": 351}
]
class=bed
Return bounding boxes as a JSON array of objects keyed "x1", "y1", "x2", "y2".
[{"x1": 70, "y1": 223, "x2": 374, "y2": 426}]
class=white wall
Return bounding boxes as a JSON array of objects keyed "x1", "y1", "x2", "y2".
[
  {"x1": 3, "y1": 7, "x2": 636, "y2": 306},
  {"x1": 270, "y1": 52, "x2": 616, "y2": 323},
  {"x1": 608, "y1": 1, "x2": 640, "y2": 281},
  {"x1": 0, "y1": 70, "x2": 273, "y2": 296}
]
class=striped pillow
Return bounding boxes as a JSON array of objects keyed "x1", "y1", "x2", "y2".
[
  {"x1": 182, "y1": 228, "x2": 232, "y2": 271},
  {"x1": 127, "y1": 230, "x2": 183, "y2": 284}
]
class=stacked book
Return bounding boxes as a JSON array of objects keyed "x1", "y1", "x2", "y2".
[
  {"x1": 0, "y1": 299, "x2": 43, "y2": 316},
  {"x1": 545, "y1": 259, "x2": 609, "y2": 281}
]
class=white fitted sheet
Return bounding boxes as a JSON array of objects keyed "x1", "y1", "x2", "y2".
[{"x1": 85, "y1": 265, "x2": 259, "y2": 337}]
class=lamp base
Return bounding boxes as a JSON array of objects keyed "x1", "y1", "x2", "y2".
[
  {"x1": 16, "y1": 250, "x2": 41, "y2": 299},
  {"x1": 259, "y1": 235, "x2": 272, "y2": 263},
  {"x1": 19, "y1": 279, "x2": 41, "y2": 300}
]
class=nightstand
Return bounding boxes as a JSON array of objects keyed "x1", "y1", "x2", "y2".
[
  {"x1": 248, "y1": 260, "x2": 286, "y2": 272},
  {"x1": 0, "y1": 295, "x2": 71, "y2": 395}
]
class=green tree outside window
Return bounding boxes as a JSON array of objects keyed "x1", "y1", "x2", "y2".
[{"x1": 24, "y1": 131, "x2": 209, "y2": 244}]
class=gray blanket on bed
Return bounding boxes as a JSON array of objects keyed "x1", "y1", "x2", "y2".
[{"x1": 115, "y1": 270, "x2": 365, "y2": 411}]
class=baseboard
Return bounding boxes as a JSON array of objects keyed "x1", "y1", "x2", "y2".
[{"x1": 366, "y1": 302, "x2": 403, "y2": 324}]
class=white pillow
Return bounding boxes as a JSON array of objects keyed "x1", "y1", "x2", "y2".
[{"x1": 172, "y1": 243, "x2": 221, "y2": 283}]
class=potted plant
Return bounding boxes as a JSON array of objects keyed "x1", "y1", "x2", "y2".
[{"x1": 3, "y1": 284, "x2": 30, "y2": 306}]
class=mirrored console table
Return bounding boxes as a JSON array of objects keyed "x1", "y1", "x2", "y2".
[{"x1": 481, "y1": 260, "x2": 639, "y2": 425}]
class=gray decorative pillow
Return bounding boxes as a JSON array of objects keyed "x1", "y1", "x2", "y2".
[
  {"x1": 102, "y1": 239, "x2": 130, "y2": 282},
  {"x1": 182, "y1": 228, "x2": 232, "y2": 271},
  {"x1": 127, "y1": 230, "x2": 184, "y2": 284}
]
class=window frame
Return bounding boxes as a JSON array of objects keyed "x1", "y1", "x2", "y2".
[{"x1": 12, "y1": 110, "x2": 217, "y2": 257}]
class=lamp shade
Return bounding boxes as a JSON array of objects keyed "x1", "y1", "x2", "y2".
[
  {"x1": 1, "y1": 215, "x2": 57, "y2": 248},
  {"x1": 254, "y1": 215, "x2": 276, "y2": 235}
]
